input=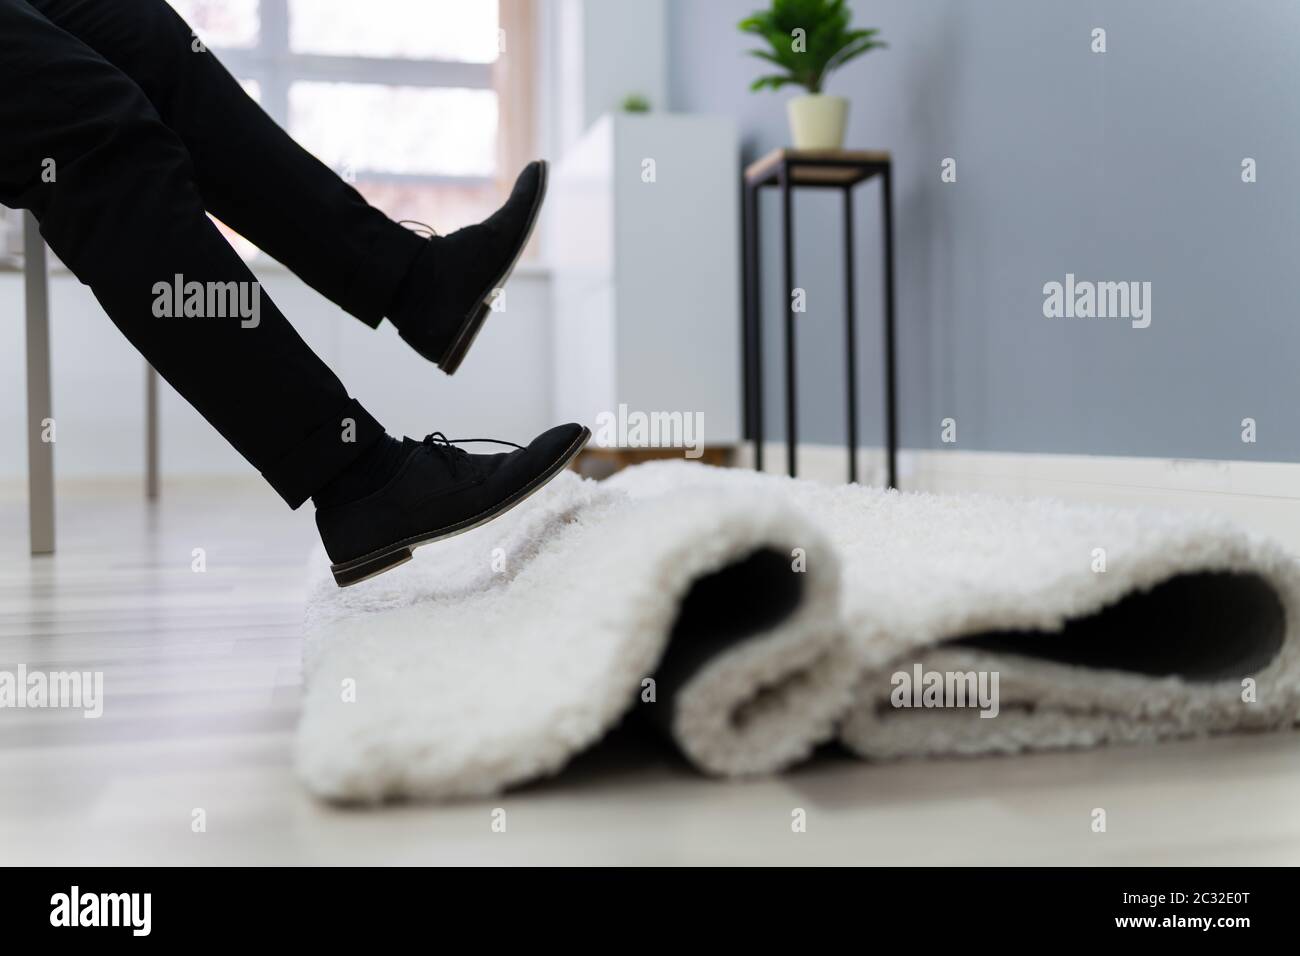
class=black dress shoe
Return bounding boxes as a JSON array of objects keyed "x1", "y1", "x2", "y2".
[
  {"x1": 317, "y1": 422, "x2": 590, "y2": 587},
  {"x1": 394, "y1": 160, "x2": 549, "y2": 374}
]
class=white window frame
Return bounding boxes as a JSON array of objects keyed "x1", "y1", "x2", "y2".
[{"x1": 211, "y1": 0, "x2": 501, "y2": 190}]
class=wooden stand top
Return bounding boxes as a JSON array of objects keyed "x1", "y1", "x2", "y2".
[{"x1": 744, "y1": 148, "x2": 891, "y2": 187}]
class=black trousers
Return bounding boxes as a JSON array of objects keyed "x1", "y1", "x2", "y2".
[{"x1": 0, "y1": 0, "x2": 428, "y2": 508}]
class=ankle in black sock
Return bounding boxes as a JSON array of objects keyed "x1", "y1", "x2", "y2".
[{"x1": 312, "y1": 434, "x2": 410, "y2": 509}]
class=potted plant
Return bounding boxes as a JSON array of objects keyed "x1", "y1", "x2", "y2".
[
  {"x1": 620, "y1": 93, "x2": 652, "y2": 114},
  {"x1": 740, "y1": 0, "x2": 886, "y2": 150}
]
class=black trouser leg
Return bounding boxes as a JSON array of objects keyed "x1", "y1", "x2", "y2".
[
  {"x1": 27, "y1": 0, "x2": 426, "y2": 328},
  {"x1": 0, "y1": 0, "x2": 384, "y2": 508}
]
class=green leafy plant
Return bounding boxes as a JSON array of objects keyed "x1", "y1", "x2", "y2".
[
  {"x1": 740, "y1": 0, "x2": 885, "y2": 94},
  {"x1": 621, "y1": 93, "x2": 651, "y2": 114}
]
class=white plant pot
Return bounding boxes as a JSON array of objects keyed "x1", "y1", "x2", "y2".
[{"x1": 787, "y1": 94, "x2": 848, "y2": 150}]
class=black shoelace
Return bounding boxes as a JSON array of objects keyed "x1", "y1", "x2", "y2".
[
  {"x1": 421, "y1": 432, "x2": 524, "y2": 480},
  {"x1": 398, "y1": 219, "x2": 440, "y2": 239}
]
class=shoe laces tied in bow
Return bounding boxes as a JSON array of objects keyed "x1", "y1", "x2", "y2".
[
  {"x1": 398, "y1": 219, "x2": 440, "y2": 239},
  {"x1": 420, "y1": 432, "x2": 524, "y2": 480}
]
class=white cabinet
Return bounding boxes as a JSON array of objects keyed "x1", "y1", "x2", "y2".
[{"x1": 550, "y1": 113, "x2": 741, "y2": 449}]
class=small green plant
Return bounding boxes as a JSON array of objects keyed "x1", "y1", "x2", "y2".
[
  {"x1": 621, "y1": 93, "x2": 651, "y2": 114},
  {"x1": 740, "y1": 0, "x2": 885, "y2": 94}
]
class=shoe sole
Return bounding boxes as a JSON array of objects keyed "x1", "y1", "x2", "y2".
[
  {"x1": 329, "y1": 424, "x2": 590, "y2": 588},
  {"x1": 438, "y1": 160, "x2": 550, "y2": 376}
]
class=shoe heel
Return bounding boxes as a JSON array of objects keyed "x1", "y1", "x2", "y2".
[
  {"x1": 331, "y1": 547, "x2": 413, "y2": 587},
  {"x1": 439, "y1": 301, "x2": 493, "y2": 375}
]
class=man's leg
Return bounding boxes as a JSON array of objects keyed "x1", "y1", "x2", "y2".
[
  {"x1": 0, "y1": 0, "x2": 384, "y2": 509},
  {"x1": 26, "y1": 0, "x2": 425, "y2": 328},
  {"x1": 28, "y1": 0, "x2": 551, "y2": 374}
]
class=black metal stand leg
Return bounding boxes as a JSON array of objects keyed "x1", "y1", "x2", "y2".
[
  {"x1": 882, "y1": 164, "x2": 898, "y2": 489},
  {"x1": 842, "y1": 187, "x2": 858, "y2": 484},
  {"x1": 743, "y1": 182, "x2": 764, "y2": 473},
  {"x1": 741, "y1": 187, "x2": 751, "y2": 446},
  {"x1": 780, "y1": 165, "x2": 797, "y2": 478}
]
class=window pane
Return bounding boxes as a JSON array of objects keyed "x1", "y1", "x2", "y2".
[
  {"x1": 289, "y1": 0, "x2": 499, "y2": 62},
  {"x1": 166, "y1": 0, "x2": 259, "y2": 49},
  {"x1": 289, "y1": 83, "x2": 497, "y2": 177}
]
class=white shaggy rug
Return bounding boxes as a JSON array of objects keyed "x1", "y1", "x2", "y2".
[{"x1": 297, "y1": 462, "x2": 1300, "y2": 802}]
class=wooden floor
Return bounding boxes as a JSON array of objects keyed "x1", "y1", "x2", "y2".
[{"x1": 2, "y1": 478, "x2": 1299, "y2": 866}]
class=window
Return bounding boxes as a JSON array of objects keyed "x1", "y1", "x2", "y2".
[{"x1": 168, "y1": 0, "x2": 535, "y2": 252}]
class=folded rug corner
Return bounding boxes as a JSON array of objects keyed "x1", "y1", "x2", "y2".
[{"x1": 296, "y1": 467, "x2": 856, "y2": 802}]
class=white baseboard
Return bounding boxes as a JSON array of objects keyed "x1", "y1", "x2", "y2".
[
  {"x1": 734, "y1": 442, "x2": 1300, "y2": 554},
  {"x1": 5, "y1": 447, "x2": 1299, "y2": 552}
]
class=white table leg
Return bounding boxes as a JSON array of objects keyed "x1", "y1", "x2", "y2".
[
  {"x1": 146, "y1": 363, "x2": 159, "y2": 500},
  {"x1": 23, "y1": 211, "x2": 54, "y2": 555}
]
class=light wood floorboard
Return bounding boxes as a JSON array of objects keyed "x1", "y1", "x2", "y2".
[{"x1": 1, "y1": 478, "x2": 1297, "y2": 866}]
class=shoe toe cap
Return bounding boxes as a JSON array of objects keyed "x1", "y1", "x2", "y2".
[
  {"x1": 527, "y1": 422, "x2": 588, "y2": 461},
  {"x1": 515, "y1": 159, "x2": 543, "y2": 191}
]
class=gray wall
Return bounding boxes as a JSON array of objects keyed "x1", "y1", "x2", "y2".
[{"x1": 668, "y1": 0, "x2": 1300, "y2": 460}]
